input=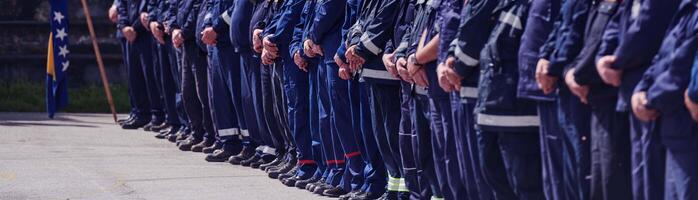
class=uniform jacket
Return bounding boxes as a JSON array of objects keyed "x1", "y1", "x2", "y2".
[
  {"x1": 542, "y1": 0, "x2": 590, "y2": 77},
  {"x1": 309, "y1": 0, "x2": 346, "y2": 63},
  {"x1": 596, "y1": 0, "x2": 680, "y2": 111},
  {"x1": 352, "y1": 0, "x2": 403, "y2": 85},
  {"x1": 265, "y1": 0, "x2": 306, "y2": 51},
  {"x1": 475, "y1": 0, "x2": 539, "y2": 132},
  {"x1": 176, "y1": 0, "x2": 202, "y2": 40},
  {"x1": 517, "y1": 0, "x2": 560, "y2": 101},
  {"x1": 227, "y1": 0, "x2": 258, "y2": 53},
  {"x1": 117, "y1": 0, "x2": 149, "y2": 33},
  {"x1": 635, "y1": 0, "x2": 698, "y2": 149}
]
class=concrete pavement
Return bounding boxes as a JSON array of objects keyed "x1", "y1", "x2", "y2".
[{"x1": 0, "y1": 112, "x2": 331, "y2": 200}]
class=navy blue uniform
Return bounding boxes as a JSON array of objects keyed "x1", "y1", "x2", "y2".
[
  {"x1": 597, "y1": 0, "x2": 680, "y2": 199},
  {"x1": 635, "y1": 1, "x2": 698, "y2": 198},
  {"x1": 474, "y1": 0, "x2": 545, "y2": 199}
]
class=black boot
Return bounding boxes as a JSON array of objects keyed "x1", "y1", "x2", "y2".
[
  {"x1": 323, "y1": 186, "x2": 349, "y2": 198},
  {"x1": 228, "y1": 146, "x2": 256, "y2": 165},
  {"x1": 202, "y1": 142, "x2": 222, "y2": 154},
  {"x1": 205, "y1": 149, "x2": 237, "y2": 162},
  {"x1": 121, "y1": 118, "x2": 149, "y2": 129},
  {"x1": 177, "y1": 136, "x2": 202, "y2": 151},
  {"x1": 155, "y1": 126, "x2": 180, "y2": 139},
  {"x1": 191, "y1": 139, "x2": 214, "y2": 153}
]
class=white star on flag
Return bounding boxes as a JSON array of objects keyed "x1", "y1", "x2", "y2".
[
  {"x1": 53, "y1": 11, "x2": 65, "y2": 24},
  {"x1": 61, "y1": 61, "x2": 70, "y2": 72},
  {"x1": 55, "y1": 28, "x2": 67, "y2": 41},
  {"x1": 58, "y1": 45, "x2": 69, "y2": 58}
]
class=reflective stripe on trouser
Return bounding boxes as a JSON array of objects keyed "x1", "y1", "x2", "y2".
[
  {"x1": 368, "y1": 83, "x2": 403, "y2": 180},
  {"x1": 206, "y1": 46, "x2": 240, "y2": 147},
  {"x1": 260, "y1": 61, "x2": 288, "y2": 154},
  {"x1": 589, "y1": 104, "x2": 632, "y2": 200},
  {"x1": 414, "y1": 94, "x2": 444, "y2": 198},
  {"x1": 237, "y1": 52, "x2": 263, "y2": 146},
  {"x1": 241, "y1": 52, "x2": 275, "y2": 151},
  {"x1": 556, "y1": 88, "x2": 591, "y2": 200},
  {"x1": 282, "y1": 54, "x2": 315, "y2": 178},
  {"x1": 450, "y1": 92, "x2": 492, "y2": 200},
  {"x1": 399, "y1": 83, "x2": 422, "y2": 199},
  {"x1": 324, "y1": 60, "x2": 365, "y2": 191},
  {"x1": 271, "y1": 64, "x2": 294, "y2": 151},
  {"x1": 478, "y1": 130, "x2": 544, "y2": 199},
  {"x1": 350, "y1": 80, "x2": 387, "y2": 194},
  {"x1": 181, "y1": 41, "x2": 215, "y2": 139}
]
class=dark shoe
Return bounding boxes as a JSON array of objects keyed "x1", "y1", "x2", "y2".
[
  {"x1": 295, "y1": 175, "x2": 320, "y2": 189},
  {"x1": 205, "y1": 149, "x2": 237, "y2": 162},
  {"x1": 323, "y1": 186, "x2": 349, "y2": 198},
  {"x1": 260, "y1": 156, "x2": 284, "y2": 171},
  {"x1": 117, "y1": 115, "x2": 134, "y2": 125},
  {"x1": 240, "y1": 155, "x2": 260, "y2": 167},
  {"x1": 313, "y1": 183, "x2": 333, "y2": 195},
  {"x1": 121, "y1": 119, "x2": 149, "y2": 129},
  {"x1": 155, "y1": 126, "x2": 180, "y2": 139},
  {"x1": 191, "y1": 139, "x2": 214, "y2": 153},
  {"x1": 177, "y1": 137, "x2": 202, "y2": 151},
  {"x1": 306, "y1": 178, "x2": 325, "y2": 191},
  {"x1": 150, "y1": 123, "x2": 171, "y2": 132},
  {"x1": 280, "y1": 176, "x2": 301, "y2": 187},
  {"x1": 202, "y1": 142, "x2": 222, "y2": 154},
  {"x1": 228, "y1": 147, "x2": 256, "y2": 165},
  {"x1": 267, "y1": 161, "x2": 296, "y2": 179},
  {"x1": 250, "y1": 159, "x2": 265, "y2": 169},
  {"x1": 277, "y1": 165, "x2": 298, "y2": 180}
]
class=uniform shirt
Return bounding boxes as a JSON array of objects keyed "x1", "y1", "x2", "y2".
[
  {"x1": 596, "y1": 0, "x2": 680, "y2": 111},
  {"x1": 517, "y1": 0, "x2": 560, "y2": 101},
  {"x1": 635, "y1": 0, "x2": 698, "y2": 147}
]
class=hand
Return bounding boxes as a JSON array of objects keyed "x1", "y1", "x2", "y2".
[
  {"x1": 535, "y1": 58, "x2": 558, "y2": 94},
  {"x1": 685, "y1": 91, "x2": 698, "y2": 122},
  {"x1": 338, "y1": 67, "x2": 352, "y2": 80},
  {"x1": 262, "y1": 48, "x2": 275, "y2": 65},
  {"x1": 407, "y1": 54, "x2": 428, "y2": 87},
  {"x1": 294, "y1": 52, "x2": 308, "y2": 72},
  {"x1": 150, "y1": 22, "x2": 165, "y2": 44},
  {"x1": 396, "y1": 57, "x2": 412, "y2": 83},
  {"x1": 140, "y1": 12, "x2": 149, "y2": 30},
  {"x1": 252, "y1": 29, "x2": 264, "y2": 54},
  {"x1": 172, "y1": 29, "x2": 184, "y2": 48},
  {"x1": 382, "y1": 53, "x2": 398, "y2": 78},
  {"x1": 334, "y1": 54, "x2": 349, "y2": 70},
  {"x1": 201, "y1": 27, "x2": 217, "y2": 45},
  {"x1": 263, "y1": 36, "x2": 279, "y2": 59},
  {"x1": 565, "y1": 69, "x2": 589, "y2": 104},
  {"x1": 303, "y1": 39, "x2": 317, "y2": 58},
  {"x1": 108, "y1": 5, "x2": 118, "y2": 24},
  {"x1": 437, "y1": 57, "x2": 463, "y2": 92},
  {"x1": 596, "y1": 55, "x2": 622, "y2": 87},
  {"x1": 122, "y1": 26, "x2": 137, "y2": 42},
  {"x1": 632, "y1": 91, "x2": 660, "y2": 122},
  {"x1": 345, "y1": 45, "x2": 365, "y2": 71}
]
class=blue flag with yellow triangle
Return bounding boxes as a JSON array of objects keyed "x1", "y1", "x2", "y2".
[{"x1": 47, "y1": 0, "x2": 70, "y2": 118}]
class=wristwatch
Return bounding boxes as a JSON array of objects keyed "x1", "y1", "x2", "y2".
[{"x1": 408, "y1": 54, "x2": 422, "y2": 67}]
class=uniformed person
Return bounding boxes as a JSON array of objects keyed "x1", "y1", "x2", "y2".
[
  {"x1": 595, "y1": 0, "x2": 680, "y2": 199},
  {"x1": 631, "y1": 1, "x2": 698, "y2": 197},
  {"x1": 117, "y1": 0, "x2": 164, "y2": 130}
]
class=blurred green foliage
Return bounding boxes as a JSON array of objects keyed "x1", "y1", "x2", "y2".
[{"x1": 0, "y1": 81, "x2": 130, "y2": 113}]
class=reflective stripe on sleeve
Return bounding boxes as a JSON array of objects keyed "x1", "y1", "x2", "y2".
[
  {"x1": 460, "y1": 86, "x2": 478, "y2": 98},
  {"x1": 499, "y1": 11, "x2": 523, "y2": 30},
  {"x1": 221, "y1": 11, "x2": 232, "y2": 26},
  {"x1": 476, "y1": 113, "x2": 540, "y2": 127},
  {"x1": 360, "y1": 34, "x2": 383, "y2": 55},
  {"x1": 454, "y1": 45, "x2": 479, "y2": 66}
]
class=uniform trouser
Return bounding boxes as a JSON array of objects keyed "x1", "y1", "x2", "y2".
[
  {"x1": 238, "y1": 53, "x2": 263, "y2": 146},
  {"x1": 181, "y1": 41, "x2": 215, "y2": 140},
  {"x1": 413, "y1": 94, "x2": 443, "y2": 199},
  {"x1": 430, "y1": 97, "x2": 466, "y2": 199},
  {"x1": 172, "y1": 45, "x2": 189, "y2": 128},
  {"x1": 557, "y1": 88, "x2": 591, "y2": 200},
  {"x1": 118, "y1": 36, "x2": 137, "y2": 116},
  {"x1": 125, "y1": 34, "x2": 153, "y2": 119},
  {"x1": 323, "y1": 60, "x2": 364, "y2": 191},
  {"x1": 218, "y1": 46, "x2": 248, "y2": 143},
  {"x1": 271, "y1": 63, "x2": 295, "y2": 154},
  {"x1": 664, "y1": 133, "x2": 698, "y2": 200},
  {"x1": 537, "y1": 101, "x2": 565, "y2": 200},
  {"x1": 589, "y1": 104, "x2": 632, "y2": 200},
  {"x1": 629, "y1": 114, "x2": 665, "y2": 200},
  {"x1": 451, "y1": 95, "x2": 493, "y2": 200},
  {"x1": 241, "y1": 52, "x2": 275, "y2": 152},
  {"x1": 399, "y1": 84, "x2": 420, "y2": 199},
  {"x1": 478, "y1": 130, "x2": 543, "y2": 200},
  {"x1": 282, "y1": 54, "x2": 316, "y2": 178},
  {"x1": 158, "y1": 38, "x2": 184, "y2": 127},
  {"x1": 206, "y1": 46, "x2": 241, "y2": 148},
  {"x1": 312, "y1": 62, "x2": 344, "y2": 186},
  {"x1": 350, "y1": 80, "x2": 387, "y2": 195},
  {"x1": 260, "y1": 61, "x2": 287, "y2": 155},
  {"x1": 142, "y1": 35, "x2": 165, "y2": 122},
  {"x1": 367, "y1": 83, "x2": 403, "y2": 190}
]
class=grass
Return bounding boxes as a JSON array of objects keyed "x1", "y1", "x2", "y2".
[{"x1": 0, "y1": 81, "x2": 131, "y2": 113}]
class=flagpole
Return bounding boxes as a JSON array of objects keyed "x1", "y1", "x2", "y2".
[{"x1": 79, "y1": 0, "x2": 118, "y2": 123}]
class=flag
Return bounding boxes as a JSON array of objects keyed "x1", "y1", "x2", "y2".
[{"x1": 47, "y1": 0, "x2": 70, "y2": 118}]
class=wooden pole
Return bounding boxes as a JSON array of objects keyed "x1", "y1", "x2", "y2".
[{"x1": 79, "y1": 0, "x2": 118, "y2": 123}]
